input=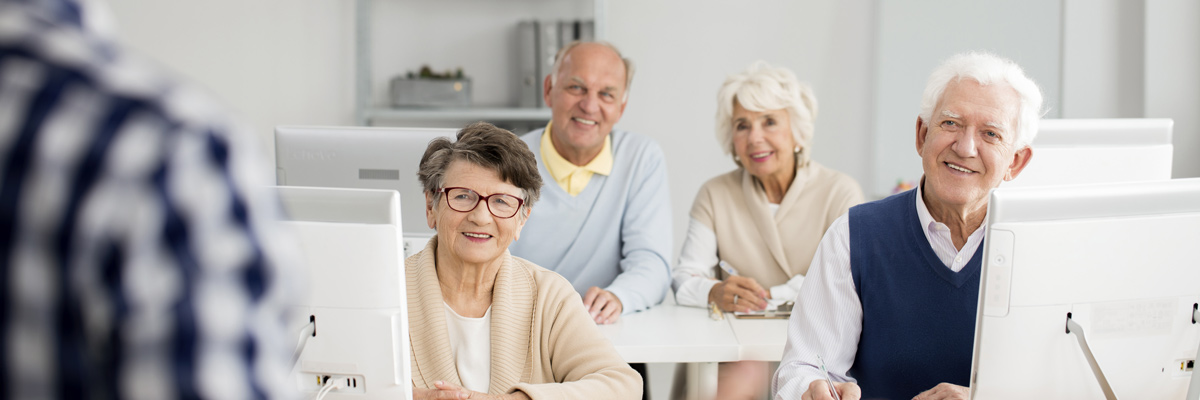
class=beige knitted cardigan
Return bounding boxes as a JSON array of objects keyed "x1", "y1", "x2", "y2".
[
  {"x1": 406, "y1": 238, "x2": 641, "y2": 399},
  {"x1": 690, "y1": 160, "x2": 864, "y2": 286}
]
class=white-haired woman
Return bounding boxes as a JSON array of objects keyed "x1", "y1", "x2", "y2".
[{"x1": 672, "y1": 61, "x2": 864, "y2": 399}]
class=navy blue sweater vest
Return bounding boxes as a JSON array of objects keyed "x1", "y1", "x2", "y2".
[{"x1": 846, "y1": 189, "x2": 981, "y2": 400}]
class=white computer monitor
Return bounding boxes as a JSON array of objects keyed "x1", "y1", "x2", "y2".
[
  {"x1": 275, "y1": 186, "x2": 412, "y2": 400},
  {"x1": 275, "y1": 125, "x2": 456, "y2": 242},
  {"x1": 1004, "y1": 118, "x2": 1173, "y2": 188},
  {"x1": 971, "y1": 178, "x2": 1200, "y2": 399}
]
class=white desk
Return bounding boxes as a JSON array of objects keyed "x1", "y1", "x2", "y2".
[
  {"x1": 728, "y1": 317, "x2": 789, "y2": 361},
  {"x1": 601, "y1": 304, "x2": 790, "y2": 399},
  {"x1": 599, "y1": 303, "x2": 740, "y2": 363},
  {"x1": 600, "y1": 304, "x2": 740, "y2": 399}
]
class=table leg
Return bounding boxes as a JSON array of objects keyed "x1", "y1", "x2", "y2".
[{"x1": 680, "y1": 362, "x2": 718, "y2": 400}]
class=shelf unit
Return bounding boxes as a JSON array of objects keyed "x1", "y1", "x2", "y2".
[
  {"x1": 363, "y1": 107, "x2": 552, "y2": 123},
  {"x1": 354, "y1": 0, "x2": 606, "y2": 126}
]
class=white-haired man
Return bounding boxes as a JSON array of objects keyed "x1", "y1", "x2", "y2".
[
  {"x1": 509, "y1": 41, "x2": 672, "y2": 325},
  {"x1": 772, "y1": 52, "x2": 1042, "y2": 400}
]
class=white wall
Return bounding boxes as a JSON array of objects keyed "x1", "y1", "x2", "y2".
[
  {"x1": 1060, "y1": 0, "x2": 1200, "y2": 179},
  {"x1": 870, "y1": 0, "x2": 1063, "y2": 198},
  {"x1": 1145, "y1": 0, "x2": 1200, "y2": 179},
  {"x1": 107, "y1": 0, "x2": 357, "y2": 159},
  {"x1": 1062, "y1": 0, "x2": 1145, "y2": 118}
]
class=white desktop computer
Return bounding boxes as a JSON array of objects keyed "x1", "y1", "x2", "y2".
[
  {"x1": 275, "y1": 186, "x2": 412, "y2": 400},
  {"x1": 275, "y1": 125, "x2": 456, "y2": 256},
  {"x1": 971, "y1": 178, "x2": 1200, "y2": 399},
  {"x1": 1006, "y1": 118, "x2": 1173, "y2": 188}
]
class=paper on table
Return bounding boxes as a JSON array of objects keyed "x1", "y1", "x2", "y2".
[{"x1": 733, "y1": 298, "x2": 793, "y2": 319}]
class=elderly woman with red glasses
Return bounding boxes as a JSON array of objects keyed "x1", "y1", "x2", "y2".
[{"x1": 407, "y1": 122, "x2": 640, "y2": 400}]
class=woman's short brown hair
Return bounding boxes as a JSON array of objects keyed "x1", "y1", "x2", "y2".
[{"x1": 417, "y1": 122, "x2": 543, "y2": 210}]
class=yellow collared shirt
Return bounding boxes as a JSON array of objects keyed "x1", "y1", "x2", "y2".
[{"x1": 541, "y1": 121, "x2": 613, "y2": 196}]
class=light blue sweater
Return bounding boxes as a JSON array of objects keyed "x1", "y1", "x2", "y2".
[{"x1": 510, "y1": 128, "x2": 672, "y2": 314}]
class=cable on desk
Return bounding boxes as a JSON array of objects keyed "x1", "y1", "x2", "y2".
[
  {"x1": 314, "y1": 377, "x2": 340, "y2": 400},
  {"x1": 292, "y1": 316, "x2": 317, "y2": 370}
]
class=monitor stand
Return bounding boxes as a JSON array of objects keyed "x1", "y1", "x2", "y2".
[{"x1": 1065, "y1": 313, "x2": 1118, "y2": 400}]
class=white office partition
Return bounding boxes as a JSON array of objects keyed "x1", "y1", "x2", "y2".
[
  {"x1": 1005, "y1": 118, "x2": 1173, "y2": 188},
  {"x1": 276, "y1": 186, "x2": 412, "y2": 400},
  {"x1": 971, "y1": 179, "x2": 1200, "y2": 399}
]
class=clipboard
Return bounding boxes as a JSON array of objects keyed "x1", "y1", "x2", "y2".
[{"x1": 733, "y1": 300, "x2": 793, "y2": 319}]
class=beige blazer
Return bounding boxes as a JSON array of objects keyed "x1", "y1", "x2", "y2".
[
  {"x1": 406, "y1": 238, "x2": 641, "y2": 399},
  {"x1": 690, "y1": 160, "x2": 863, "y2": 286}
]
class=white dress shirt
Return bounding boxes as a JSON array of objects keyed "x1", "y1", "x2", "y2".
[
  {"x1": 772, "y1": 186, "x2": 987, "y2": 398},
  {"x1": 674, "y1": 204, "x2": 806, "y2": 307}
]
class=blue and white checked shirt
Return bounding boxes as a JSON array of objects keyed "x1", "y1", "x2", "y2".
[{"x1": 0, "y1": 1, "x2": 300, "y2": 398}]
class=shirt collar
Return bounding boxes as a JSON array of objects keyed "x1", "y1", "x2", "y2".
[
  {"x1": 540, "y1": 121, "x2": 613, "y2": 179},
  {"x1": 915, "y1": 178, "x2": 988, "y2": 237}
]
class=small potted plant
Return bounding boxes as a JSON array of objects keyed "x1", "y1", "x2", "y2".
[{"x1": 390, "y1": 65, "x2": 471, "y2": 108}]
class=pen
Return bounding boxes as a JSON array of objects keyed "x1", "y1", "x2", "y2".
[
  {"x1": 717, "y1": 260, "x2": 739, "y2": 277},
  {"x1": 816, "y1": 354, "x2": 841, "y2": 400}
]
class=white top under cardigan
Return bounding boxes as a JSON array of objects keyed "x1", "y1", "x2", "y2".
[{"x1": 444, "y1": 304, "x2": 492, "y2": 393}]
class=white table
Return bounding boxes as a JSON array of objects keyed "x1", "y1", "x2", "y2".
[
  {"x1": 599, "y1": 304, "x2": 740, "y2": 399},
  {"x1": 600, "y1": 304, "x2": 790, "y2": 399},
  {"x1": 728, "y1": 317, "x2": 789, "y2": 361},
  {"x1": 600, "y1": 303, "x2": 741, "y2": 363}
]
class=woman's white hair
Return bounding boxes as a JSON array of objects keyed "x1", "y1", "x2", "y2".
[
  {"x1": 715, "y1": 61, "x2": 817, "y2": 157},
  {"x1": 919, "y1": 52, "x2": 1044, "y2": 149}
]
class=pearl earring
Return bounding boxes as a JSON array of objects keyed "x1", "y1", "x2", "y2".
[{"x1": 794, "y1": 146, "x2": 801, "y2": 153}]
